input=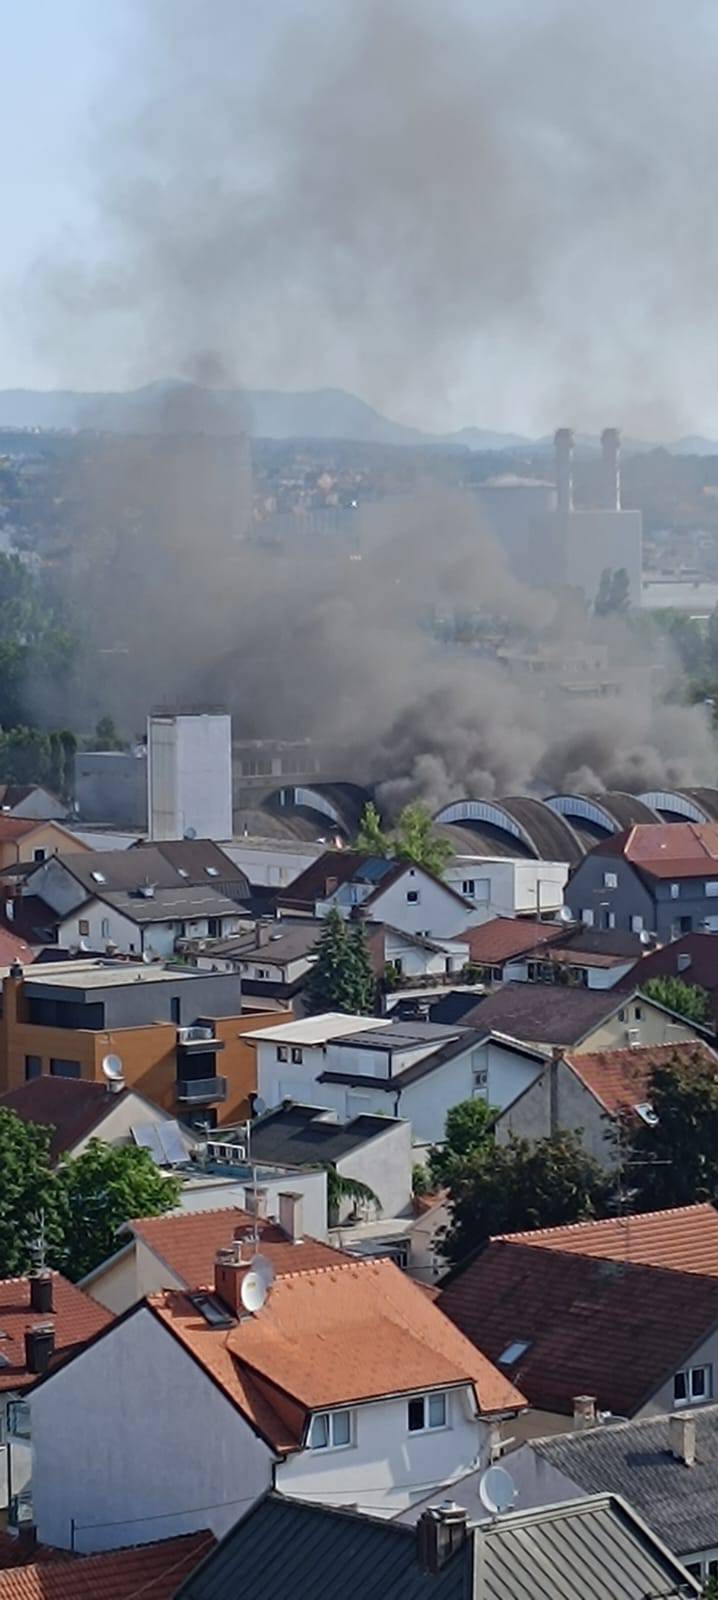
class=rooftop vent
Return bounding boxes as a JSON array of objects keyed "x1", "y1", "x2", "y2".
[{"x1": 416, "y1": 1504, "x2": 469, "y2": 1574}]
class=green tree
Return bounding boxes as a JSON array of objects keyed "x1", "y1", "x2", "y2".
[
  {"x1": 354, "y1": 800, "x2": 391, "y2": 856},
  {"x1": 622, "y1": 1050, "x2": 718, "y2": 1211},
  {"x1": 439, "y1": 1129, "x2": 612, "y2": 1265},
  {"x1": 0, "y1": 1111, "x2": 64, "y2": 1276},
  {"x1": 0, "y1": 726, "x2": 52, "y2": 786},
  {"x1": 345, "y1": 922, "x2": 377, "y2": 1013},
  {"x1": 93, "y1": 715, "x2": 126, "y2": 752},
  {"x1": 428, "y1": 1098, "x2": 496, "y2": 1188},
  {"x1": 354, "y1": 799, "x2": 453, "y2": 876},
  {"x1": 325, "y1": 1167, "x2": 379, "y2": 1221},
  {"x1": 57, "y1": 1141, "x2": 181, "y2": 1280},
  {"x1": 304, "y1": 906, "x2": 376, "y2": 1014},
  {"x1": 641, "y1": 975, "x2": 711, "y2": 1026},
  {"x1": 594, "y1": 566, "x2": 630, "y2": 618}
]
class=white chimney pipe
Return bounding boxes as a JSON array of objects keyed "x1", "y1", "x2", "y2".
[
  {"x1": 278, "y1": 1191, "x2": 304, "y2": 1243},
  {"x1": 669, "y1": 1413, "x2": 696, "y2": 1467}
]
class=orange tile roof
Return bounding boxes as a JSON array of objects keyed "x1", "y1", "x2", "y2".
[
  {"x1": 602, "y1": 821, "x2": 718, "y2": 878},
  {"x1": 462, "y1": 918, "x2": 565, "y2": 965},
  {"x1": 0, "y1": 819, "x2": 36, "y2": 843},
  {"x1": 0, "y1": 1273, "x2": 112, "y2": 1392},
  {"x1": 0, "y1": 1532, "x2": 214, "y2": 1599},
  {"x1": 498, "y1": 1201, "x2": 718, "y2": 1276},
  {"x1": 130, "y1": 1208, "x2": 349, "y2": 1289},
  {"x1": 0, "y1": 928, "x2": 34, "y2": 966},
  {"x1": 564, "y1": 1041, "x2": 718, "y2": 1117},
  {"x1": 150, "y1": 1257, "x2": 524, "y2": 1450}
]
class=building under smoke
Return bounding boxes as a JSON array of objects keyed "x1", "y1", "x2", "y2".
[{"x1": 472, "y1": 428, "x2": 643, "y2": 607}]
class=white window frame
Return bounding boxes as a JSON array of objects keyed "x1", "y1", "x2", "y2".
[
  {"x1": 309, "y1": 1409, "x2": 352, "y2": 1450},
  {"x1": 706, "y1": 881, "x2": 718, "y2": 896},
  {"x1": 462, "y1": 879, "x2": 475, "y2": 896},
  {"x1": 291, "y1": 1046, "x2": 304, "y2": 1064},
  {"x1": 276, "y1": 1046, "x2": 288, "y2": 1062},
  {"x1": 673, "y1": 1362, "x2": 712, "y2": 1406},
  {"x1": 407, "y1": 1391, "x2": 449, "y2": 1434},
  {"x1": 630, "y1": 915, "x2": 644, "y2": 933},
  {"x1": 603, "y1": 871, "x2": 618, "y2": 889},
  {"x1": 582, "y1": 909, "x2": 594, "y2": 927},
  {"x1": 670, "y1": 883, "x2": 680, "y2": 899}
]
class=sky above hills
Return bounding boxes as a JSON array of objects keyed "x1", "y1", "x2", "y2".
[{"x1": 3, "y1": 0, "x2": 718, "y2": 440}]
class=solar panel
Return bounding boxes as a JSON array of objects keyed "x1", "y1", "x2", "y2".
[
  {"x1": 131, "y1": 1124, "x2": 165, "y2": 1164},
  {"x1": 156, "y1": 1120, "x2": 189, "y2": 1167}
]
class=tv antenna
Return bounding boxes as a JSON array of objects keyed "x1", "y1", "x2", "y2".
[
  {"x1": 29, "y1": 1209, "x2": 48, "y2": 1272},
  {"x1": 478, "y1": 1465, "x2": 517, "y2": 1519}
]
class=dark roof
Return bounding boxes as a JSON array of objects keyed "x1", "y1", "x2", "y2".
[
  {"x1": 530, "y1": 1404, "x2": 718, "y2": 1558},
  {"x1": 461, "y1": 918, "x2": 565, "y2": 965},
  {"x1": 554, "y1": 926, "x2": 647, "y2": 958},
  {"x1": 176, "y1": 1489, "x2": 697, "y2": 1600},
  {"x1": 617, "y1": 931, "x2": 718, "y2": 1011},
  {"x1": 249, "y1": 1103, "x2": 404, "y2": 1166},
  {"x1": 331, "y1": 1021, "x2": 464, "y2": 1051},
  {"x1": 428, "y1": 990, "x2": 490, "y2": 1026},
  {"x1": 434, "y1": 821, "x2": 534, "y2": 858},
  {"x1": 438, "y1": 1239, "x2": 718, "y2": 1417},
  {"x1": 499, "y1": 796, "x2": 584, "y2": 865},
  {"x1": 98, "y1": 885, "x2": 244, "y2": 925},
  {"x1": 38, "y1": 843, "x2": 249, "y2": 898},
  {"x1": 320, "y1": 1028, "x2": 485, "y2": 1090},
  {"x1": 213, "y1": 920, "x2": 323, "y2": 967},
  {"x1": 280, "y1": 850, "x2": 372, "y2": 907},
  {"x1": 0, "y1": 895, "x2": 60, "y2": 944},
  {"x1": 145, "y1": 839, "x2": 250, "y2": 888},
  {"x1": 0, "y1": 1077, "x2": 132, "y2": 1161},
  {"x1": 456, "y1": 982, "x2": 626, "y2": 1048}
]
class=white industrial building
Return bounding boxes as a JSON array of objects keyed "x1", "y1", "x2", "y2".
[{"x1": 147, "y1": 712, "x2": 233, "y2": 842}]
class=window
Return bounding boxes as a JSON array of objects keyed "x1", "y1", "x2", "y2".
[
  {"x1": 673, "y1": 1363, "x2": 712, "y2": 1405},
  {"x1": 78, "y1": 919, "x2": 90, "y2": 937},
  {"x1": 634, "y1": 1005, "x2": 642, "y2": 1020},
  {"x1": 50, "y1": 1058, "x2": 81, "y2": 1079},
  {"x1": 679, "y1": 915, "x2": 693, "y2": 934},
  {"x1": 25, "y1": 1056, "x2": 42, "y2": 1081},
  {"x1": 706, "y1": 881, "x2": 718, "y2": 896},
  {"x1": 170, "y1": 997, "x2": 181, "y2": 1025},
  {"x1": 498, "y1": 1340, "x2": 531, "y2": 1365},
  {"x1": 33, "y1": 848, "x2": 46, "y2": 863},
  {"x1": 605, "y1": 911, "x2": 616, "y2": 930},
  {"x1": 630, "y1": 915, "x2": 644, "y2": 933},
  {"x1": 407, "y1": 890, "x2": 421, "y2": 904},
  {"x1": 617, "y1": 1008, "x2": 626, "y2": 1022},
  {"x1": 603, "y1": 871, "x2": 618, "y2": 889},
  {"x1": 582, "y1": 909, "x2": 594, "y2": 927},
  {"x1": 90, "y1": 870, "x2": 106, "y2": 884},
  {"x1": 101, "y1": 918, "x2": 110, "y2": 939},
  {"x1": 462, "y1": 880, "x2": 475, "y2": 896},
  {"x1": 276, "y1": 1046, "x2": 288, "y2": 1062},
  {"x1": 309, "y1": 1409, "x2": 352, "y2": 1449},
  {"x1": 207, "y1": 918, "x2": 221, "y2": 938},
  {"x1": 407, "y1": 1392, "x2": 448, "y2": 1432},
  {"x1": 291, "y1": 1047, "x2": 304, "y2": 1065},
  {"x1": 670, "y1": 882, "x2": 680, "y2": 899},
  {"x1": 206, "y1": 866, "x2": 219, "y2": 877}
]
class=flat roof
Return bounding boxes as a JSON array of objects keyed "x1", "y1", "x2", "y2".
[
  {"x1": 331, "y1": 1022, "x2": 464, "y2": 1051},
  {"x1": 19, "y1": 961, "x2": 210, "y2": 991},
  {"x1": 243, "y1": 1013, "x2": 379, "y2": 1046}
]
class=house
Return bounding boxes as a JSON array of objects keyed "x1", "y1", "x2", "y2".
[
  {"x1": 27, "y1": 1251, "x2": 524, "y2": 1549},
  {"x1": 248, "y1": 1101, "x2": 413, "y2": 1221},
  {"x1": 0, "y1": 1270, "x2": 111, "y2": 1521},
  {"x1": 0, "y1": 1532, "x2": 214, "y2": 1597},
  {"x1": 503, "y1": 1405, "x2": 718, "y2": 1591},
  {"x1": 0, "y1": 956, "x2": 291, "y2": 1126},
  {"x1": 56, "y1": 883, "x2": 247, "y2": 959},
  {"x1": 565, "y1": 821, "x2": 718, "y2": 939},
  {"x1": 503, "y1": 927, "x2": 643, "y2": 990},
  {"x1": 221, "y1": 836, "x2": 327, "y2": 889},
  {"x1": 459, "y1": 917, "x2": 567, "y2": 981},
  {"x1": 457, "y1": 981, "x2": 707, "y2": 1055},
  {"x1": 0, "y1": 784, "x2": 67, "y2": 822},
  {"x1": 174, "y1": 1489, "x2": 699, "y2": 1600},
  {"x1": 616, "y1": 929, "x2": 718, "y2": 1025},
  {"x1": 251, "y1": 1013, "x2": 493, "y2": 1145},
  {"x1": 80, "y1": 1203, "x2": 344, "y2": 1314},
  {"x1": 441, "y1": 854, "x2": 569, "y2": 920},
  {"x1": 280, "y1": 851, "x2": 478, "y2": 939},
  {"x1": 0, "y1": 1075, "x2": 194, "y2": 1164},
  {"x1": 438, "y1": 1204, "x2": 718, "y2": 1439},
  {"x1": 494, "y1": 1040, "x2": 718, "y2": 1169},
  {"x1": 0, "y1": 817, "x2": 86, "y2": 875}
]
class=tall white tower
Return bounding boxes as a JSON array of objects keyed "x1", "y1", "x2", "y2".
[{"x1": 147, "y1": 712, "x2": 232, "y2": 841}]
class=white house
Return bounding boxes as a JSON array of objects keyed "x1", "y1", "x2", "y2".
[
  {"x1": 443, "y1": 856, "x2": 569, "y2": 921},
  {"x1": 55, "y1": 885, "x2": 245, "y2": 957},
  {"x1": 282, "y1": 853, "x2": 479, "y2": 940},
  {"x1": 28, "y1": 1248, "x2": 524, "y2": 1550}
]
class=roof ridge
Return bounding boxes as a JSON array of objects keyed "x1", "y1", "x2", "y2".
[
  {"x1": 132, "y1": 1204, "x2": 250, "y2": 1227},
  {"x1": 496, "y1": 1200, "x2": 716, "y2": 1242}
]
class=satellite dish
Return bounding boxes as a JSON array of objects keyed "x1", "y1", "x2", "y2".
[
  {"x1": 78, "y1": 938, "x2": 89, "y2": 952},
  {"x1": 478, "y1": 1465, "x2": 517, "y2": 1517},
  {"x1": 184, "y1": 826, "x2": 197, "y2": 840},
  {"x1": 142, "y1": 949, "x2": 155, "y2": 965},
  {"x1": 101, "y1": 1052, "x2": 124, "y2": 1085},
  {"x1": 240, "y1": 1271, "x2": 267, "y2": 1315},
  {"x1": 639, "y1": 930, "x2": 651, "y2": 945},
  {"x1": 558, "y1": 906, "x2": 573, "y2": 923},
  {"x1": 249, "y1": 1253, "x2": 275, "y2": 1290},
  {"x1": 252, "y1": 1095, "x2": 267, "y2": 1117}
]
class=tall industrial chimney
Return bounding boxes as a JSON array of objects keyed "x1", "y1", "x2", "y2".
[
  {"x1": 600, "y1": 428, "x2": 621, "y2": 510},
  {"x1": 554, "y1": 428, "x2": 574, "y2": 515}
]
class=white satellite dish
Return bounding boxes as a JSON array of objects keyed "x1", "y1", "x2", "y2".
[
  {"x1": 639, "y1": 929, "x2": 652, "y2": 945},
  {"x1": 478, "y1": 1465, "x2": 517, "y2": 1517},
  {"x1": 142, "y1": 949, "x2": 154, "y2": 965},
  {"x1": 558, "y1": 905, "x2": 573, "y2": 923},
  {"x1": 249, "y1": 1253, "x2": 275, "y2": 1289},
  {"x1": 240, "y1": 1271, "x2": 267, "y2": 1315},
  {"x1": 184, "y1": 826, "x2": 197, "y2": 840},
  {"x1": 101, "y1": 1052, "x2": 125, "y2": 1086},
  {"x1": 252, "y1": 1095, "x2": 267, "y2": 1117}
]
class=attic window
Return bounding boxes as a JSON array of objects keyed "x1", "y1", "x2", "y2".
[
  {"x1": 188, "y1": 1293, "x2": 234, "y2": 1329},
  {"x1": 177, "y1": 868, "x2": 190, "y2": 879},
  {"x1": 634, "y1": 1102, "x2": 658, "y2": 1126},
  {"x1": 206, "y1": 867, "x2": 219, "y2": 878},
  {"x1": 498, "y1": 1340, "x2": 531, "y2": 1366},
  {"x1": 90, "y1": 870, "x2": 106, "y2": 884}
]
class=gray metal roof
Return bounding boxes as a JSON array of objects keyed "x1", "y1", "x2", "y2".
[
  {"x1": 175, "y1": 1490, "x2": 698, "y2": 1600},
  {"x1": 249, "y1": 1103, "x2": 403, "y2": 1166},
  {"x1": 529, "y1": 1405, "x2": 718, "y2": 1558},
  {"x1": 99, "y1": 885, "x2": 243, "y2": 924}
]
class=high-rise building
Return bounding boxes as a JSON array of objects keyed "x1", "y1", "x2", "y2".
[{"x1": 148, "y1": 711, "x2": 232, "y2": 841}]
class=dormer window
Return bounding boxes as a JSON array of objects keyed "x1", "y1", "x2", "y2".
[{"x1": 407, "y1": 1392, "x2": 447, "y2": 1432}]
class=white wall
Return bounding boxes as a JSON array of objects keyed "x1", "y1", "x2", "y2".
[
  {"x1": 503, "y1": 958, "x2": 634, "y2": 991},
  {"x1": 369, "y1": 869, "x2": 475, "y2": 938},
  {"x1": 398, "y1": 1049, "x2": 484, "y2": 1144},
  {"x1": 277, "y1": 1386, "x2": 489, "y2": 1514},
  {"x1": 31, "y1": 1307, "x2": 272, "y2": 1552},
  {"x1": 336, "y1": 1122, "x2": 413, "y2": 1220},
  {"x1": 58, "y1": 904, "x2": 242, "y2": 957},
  {"x1": 148, "y1": 714, "x2": 233, "y2": 843},
  {"x1": 224, "y1": 842, "x2": 321, "y2": 888},
  {"x1": 443, "y1": 859, "x2": 569, "y2": 918}
]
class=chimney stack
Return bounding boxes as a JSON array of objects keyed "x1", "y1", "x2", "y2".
[
  {"x1": 30, "y1": 1272, "x2": 53, "y2": 1316},
  {"x1": 600, "y1": 427, "x2": 621, "y2": 510},
  {"x1": 573, "y1": 1395, "x2": 597, "y2": 1430},
  {"x1": 279, "y1": 1191, "x2": 304, "y2": 1243},
  {"x1": 25, "y1": 1323, "x2": 55, "y2": 1376},
  {"x1": 669, "y1": 1413, "x2": 696, "y2": 1467},
  {"x1": 554, "y1": 428, "x2": 574, "y2": 516},
  {"x1": 416, "y1": 1504, "x2": 469, "y2": 1574}
]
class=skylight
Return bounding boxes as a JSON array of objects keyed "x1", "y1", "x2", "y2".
[
  {"x1": 206, "y1": 866, "x2": 219, "y2": 877},
  {"x1": 634, "y1": 1102, "x2": 659, "y2": 1126},
  {"x1": 498, "y1": 1340, "x2": 531, "y2": 1366},
  {"x1": 188, "y1": 1292, "x2": 234, "y2": 1328},
  {"x1": 177, "y1": 867, "x2": 190, "y2": 879},
  {"x1": 90, "y1": 870, "x2": 106, "y2": 884}
]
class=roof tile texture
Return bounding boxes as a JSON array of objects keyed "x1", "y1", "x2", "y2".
[
  {"x1": 462, "y1": 919, "x2": 565, "y2": 965},
  {"x1": 0, "y1": 1273, "x2": 111, "y2": 1392},
  {"x1": 564, "y1": 1041, "x2": 718, "y2": 1117},
  {"x1": 498, "y1": 1201, "x2": 718, "y2": 1275},
  {"x1": 0, "y1": 1531, "x2": 214, "y2": 1599},
  {"x1": 131, "y1": 1208, "x2": 350, "y2": 1289},
  {"x1": 0, "y1": 1079, "x2": 124, "y2": 1161}
]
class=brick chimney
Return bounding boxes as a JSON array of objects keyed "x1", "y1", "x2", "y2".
[
  {"x1": 669, "y1": 1413, "x2": 696, "y2": 1467},
  {"x1": 25, "y1": 1323, "x2": 55, "y2": 1376},
  {"x1": 29, "y1": 1272, "x2": 53, "y2": 1315},
  {"x1": 416, "y1": 1504, "x2": 469, "y2": 1574},
  {"x1": 214, "y1": 1237, "x2": 252, "y2": 1314},
  {"x1": 278, "y1": 1191, "x2": 303, "y2": 1243},
  {"x1": 573, "y1": 1395, "x2": 597, "y2": 1430}
]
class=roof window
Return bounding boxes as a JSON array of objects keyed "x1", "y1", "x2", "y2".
[
  {"x1": 206, "y1": 866, "x2": 219, "y2": 877},
  {"x1": 498, "y1": 1339, "x2": 531, "y2": 1365},
  {"x1": 188, "y1": 1292, "x2": 234, "y2": 1328},
  {"x1": 90, "y1": 870, "x2": 106, "y2": 884}
]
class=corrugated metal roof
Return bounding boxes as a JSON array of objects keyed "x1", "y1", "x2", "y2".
[{"x1": 476, "y1": 1495, "x2": 696, "y2": 1599}]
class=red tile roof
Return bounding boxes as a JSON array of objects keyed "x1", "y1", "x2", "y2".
[
  {"x1": 563, "y1": 1041, "x2": 718, "y2": 1117},
  {"x1": 130, "y1": 1208, "x2": 351, "y2": 1289},
  {"x1": 598, "y1": 822, "x2": 718, "y2": 878},
  {"x1": 438, "y1": 1237, "x2": 718, "y2": 1416},
  {"x1": 0, "y1": 1531, "x2": 214, "y2": 1598},
  {"x1": 151, "y1": 1255, "x2": 524, "y2": 1450},
  {"x1": 0, "y1": 1079, "x2": 127, "y2": 1161},
  {"x1": 496, "y1": 1201, "x2": 718, "y2": 1275},
  {"x1": 0, "y1": 928, "x2": 34, "y2": 966},
  {"x1": 0, "y1": 1273, "x2": 111, "y2": 1392},
  {"x1": 462, "y1": 919, "x2": 565, "y2": 965},
  {"x1": 0, "y1": 819, "x2": 36, "y2": 844}
]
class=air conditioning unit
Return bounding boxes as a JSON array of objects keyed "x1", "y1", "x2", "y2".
[{"x1": 626, "y1": 1027, "x2": 640, "y2": 1048}]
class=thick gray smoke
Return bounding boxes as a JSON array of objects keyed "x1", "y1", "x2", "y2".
[{"x1": 22, "y1": 0, "x2": 718, "y2": 809}]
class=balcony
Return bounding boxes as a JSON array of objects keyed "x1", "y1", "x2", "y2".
[
  {"x1": 177, "y1": 1026, "x2": 226, "y2": 1057},
  {"x1": 176, "y1": 1076, "x2": 228, "y2": 1104}
]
